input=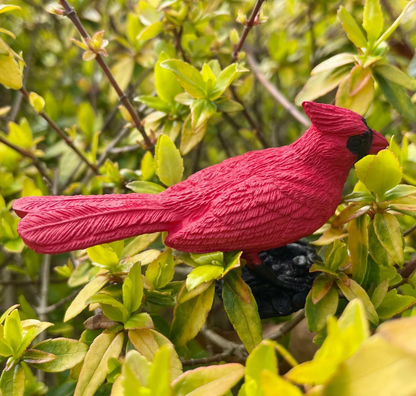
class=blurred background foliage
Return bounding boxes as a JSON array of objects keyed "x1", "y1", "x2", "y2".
[{"x1": 2, "y1": 0, "x2": 416, "y2": 395}]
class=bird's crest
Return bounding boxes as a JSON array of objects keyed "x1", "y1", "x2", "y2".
[{"x1": 302, "y1": 101, "x2": 366, "y2": 136}]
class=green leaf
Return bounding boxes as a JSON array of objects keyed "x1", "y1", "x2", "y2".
[
  {"x1": 374, "y1": 64, "x2": 415, "y2": 90},
  {"x1": 17, "y1": 320, "x2": 54, "y2": 356},
  {"x1": 4, "y1": 309, "x2": 22, "y2": 354},
  {"x1": 124, "y1": 313, "x2": 154, "y2": 330},
  {"x1": 374, "y1": 0, "x2": 416, "y2": 48},
  {"x1": 311, "y1": 274, "x2": 334, "y2": 304},
  {"x1": 224, "y1": 271, "x2": 251, "y2": 304},
  {"x1": 141, "y1": 151, "x2": 155, "y2": 181},
  {"x1": 77, "y1": 102, "x2": 95, "y2": 142},
  {"x1": 295, "y1": 66, "x2": 350, "y2": 105},
  {"x1": 363, "y1": 0, "x2": 383, "y2": 45},
  {"x1": 384, "y1": 185, "x2": 416, "y2": 201},
  {"x1": 306, "y1": 286, "x2": 339, "y2": 332},
  {"x1": 373, "y1": 73, "x2": 416, "y2": 122},
  {"x1": 0, "y1": 364, "x2": 25, "y2": 396},
  {"x1": 74, "y1": 332, "x2": 124, "y2": 396},
  {"x1": 126, "y1": 181, "x2": 165, "y2": 194},
  {"x1": 374, "y1": 212, "x2": 404, "y2": 267},
  {"x1": 324, "y1": 240, "x2": 348, "y2": 271},
  {"x1": 122, "y1": 349, "x2": 151, "y2": 391},
  {"x1": 180, "y1": 114, "x2": 207, "y2": 155},
  {"x1": 87, "y1": 244, "x2": 120, "y2": 270},
  {"x1": 336, "y1": 278, "x2": 379, "y2": 325},
  {"x1": 371, "y1": 279, "x2": 389, "y2": 309},
  {"x1": 0, "y1": 39, "x2": 22, "y2": 90},
  {"x1": 190, "y1": 99, "x2": 217, "y2": 130},
  {"x1": 155, "y1": 134, "x2": 184, "y2": 186},
  {"x1": 87, "y1": 294, "x2": 129, "y2": 322},
  {"x1": 222, "y1": 281, "x2": 262, "y2": 352},
  {"x1": 29, "y1": 338, "x2": 87, "y2": 372},
  {"x1": 355, "y1": 149, "x2": 402, "y2": 198},
  {"x1": 337, "y1": 6, "x2": 368, "y2": 48},
  {"x1": 155, "y1": 53, "x2": 184, "y2": 105},
  {"x1": 135, "y1": 95, "x2": 171, "y2": 113},
  {"x1": 245, "y1": 340, "x2": 278, "y2": 385},
  {"x1": 0, "y1": 5, "x2": 21, "y2": 14},
  {"x1": 210, "y1": 64, "x2": 248, "y2": 100},
  {"x1": 171, "y1": 363, "x2": 245, "y2": 396},
  {"x1": 377, "y1": 289, "x2": 416, "y2": 319},
  {"x1": 190, "y1": 252, "x2": 223, "y2": 266},
  {"x1": 0, "y1": 325, "x2": 14, "y2": 357},
  {"x1": 128, "y1": 329, "x2": 182, "y2": 380},
  {"x1": 145, "y1": 248, "x2": 175, "y2": 289},
  {"x1": 170, "y1": 282, "x2": 215, "y2": 346},
  {"x1": 147, "y1": 345, "x2": 171, "y2": 396},
  {"x1": 28, "y1": 92, "x2": 45, "y2": 113},
  {"x1": 311, "y1": 53, "x2": 356, "y2": 75},
  {"x1": 186, "y1": 265, "x2": 223, "y2": 291},
  {"x1": 125, "y1": 262, "x2": 143, "y2": 313},
  {"x1": 22, "y1": 349, "x2": 56, "y2": 364},
  {"x1": 0, "y1": 305, "x2": 19, "y2": 325},
  {"x1": 349, "y1": 214, "x2": 368, "y2": 285},
  {"x1": 216, "y1": 99, "x2": 244, "y2": 113},
  {"x1": 161, "y1": 60, "x2": 206, "y2": 99},
  {"x1": 64, "y1": 274, "x2": 109, "y2": 322},
  {"x1": 137, "y1": 21, "x2": 163, "y2": 40},
  {"x1": 368, "y1": 219, "x2": 393, "y2": 267},
  {"x1": 260, "y1": 371, "x2": 303, "y2": 396},
  {"x1": 121, "y1": 233, "x2": 160, "y2": 259}
]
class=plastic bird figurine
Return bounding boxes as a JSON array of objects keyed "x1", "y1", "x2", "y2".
[{"x1": 14, "y1": 102, "x2": 388, "y2": 265}]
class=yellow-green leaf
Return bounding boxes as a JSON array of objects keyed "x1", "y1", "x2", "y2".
[
  {"x1": 155, "y1": 134, "x2": 184, "y2": 186},
  {"x1": 363, "y1": 0, "x2": 383, "y2": 44},
  {"x1": 337, "y1": 6, "x2": 367, "y2": 48},
  {"x1": 306, "y1": 286, "x2": 339, "y2": 332},
  {"x1": 349, "y1": 214, "x2": 368, "y2": 285}
]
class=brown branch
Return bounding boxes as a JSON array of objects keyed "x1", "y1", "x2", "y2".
[
  {"x1": 37, "y1": 289, "x2": 79, "y2": 315},
  {"x1": 403, "y1": 223, "x2": 416, "y2": 237},
  {"x1": 231, "y1": 0, "x2": 267, "y2": 62},
  {"x1": 20, "y1": 87, "x2": 98, "y2": 174},
  {"x1": 181, "y1": 348, "x2": 236, "y2": 367},
  {"x1": 58, "y1": 0, "x2": 153, "y2": 151},
  {"x1": 246, "y1": 53, "x2": 311, "y2": 127},
  {"x1": 268, "y1": 309, "x2": 305, "y2": 341},
  {"x1": 173, "y1": 27, "x2": 190, "y2": 63},
  {"x1": 0, "y1": 134, "x2": 51, "y2": 185}
]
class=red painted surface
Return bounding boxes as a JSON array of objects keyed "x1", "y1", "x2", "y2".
[{"x1": 14, "y1": 102, "x2": 388, "y2": 265}]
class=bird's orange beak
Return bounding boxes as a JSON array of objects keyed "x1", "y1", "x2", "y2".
[{"x1": 369, "y1": 130, "x2": 389, "y2": 154}]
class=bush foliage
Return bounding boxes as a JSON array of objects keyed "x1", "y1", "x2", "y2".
[{"x1": 1, "y1": 0, "x2": 416, "y2": 395}]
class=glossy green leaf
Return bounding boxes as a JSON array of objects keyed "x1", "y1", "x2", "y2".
[
  {"x1": 306, "y1": 286, "x2": 339, "y2": 332},
  {"x1": 147, "y1": 345, "x2": 171, "y2": 396},
  {"x1": 155, "y1": 53, "x2": 184, "y2": 105},
  {"x1": 0, "y1": 39, "x2": 22, "y2": 90},
  {"x1": 311, "y1": 274, "x2": 334, "y2": 304},
  {"x1": 363, "y1": 0, "x2": 383, "y2": 44},
  {"x1": 190, "y1": 252, "x2": 223, "y2": 266},
  {"x1": 337, "y1": 6, "x2": 368, "y2": 48},
  {"x1": 64, "y1": 274, "x2": 109, "y2": 322},
  {"x1": 336, "y1": 278, "x2": 378, "y2": 325},
  {"x1": 190, "y1": 99, "x2": 217, "y2": 130},
  {"x1": 245, "y1": 340, "x2": 278, "y2": 384},
  {"x1": 377, "y1": 289, "x2": 416, "y2": 320},
  {"x1": 170, "y1": 282, "x2": 215, "y2": 346},
  {"x1": 384, "y1": 184, "x2": 416, "y2": 201},
  {"x1": 22, "y1": 349, "x2": 56, "y2": 364},
  {"x1": 186, "y1": 265, "x2": 223, "y2": 291},
  {"x1": 121, "y1": 233, "x2": 160, "y2": 259},
  {"x1": 210, "y1": 63, "x2": 248, "y2": 100},
  {"x1": 135, "y1": 95, "x2": 171, "y2": 113},
  {"x1": 373, "y1": 73, "x2": 416, "y2": 122},
  {"x1": 311, "y1": 53, "x2": 356, "y2": 75},
  {"x1": 4, "y1": 309, "x2": 22, "y2": 354},
  {"x1": 180, "y1": 114, "x2": 206, "y2": 155},
  {"x1": 122, "y1": 349, "x2": 151, "y2": 391},
  {"x1": 137, "y1": 21, "x2": 163, "y2": 40},
  {"x1": 0, "y1": 5, "x2": 21, "y2": 14},
  {"x1": 368, "y1": 219, "x2": 393, "y2": 267},
  {"x1": 128, "y1": 329, "x2": 182, "y2": 380},
  {"x1": 0, "y1": 363, "x2": 25, "y2": 396},
  {"x1": 0, "y1": 305, "x2": 19, "y2": 325},
  {"x1": 371, "y1": 279, "x2": 389, "y2": 309},
  {"x1": 260, "y1": 370, "x2": 303, "y2": 396},
  {"x1": 141, "y1": 151, "x2": 155, "y2": 181},
  {"x1": 216, "y1": 99, "x2": 244, "y2": 113},
  {"x1": 224, "y1": 271, "x2": 251, "y2": 304},
  {"x1": 74, "y1": 331, "x2": 124, "y2": 396},
  {"x1": 29, "y1": 338, "x2": 87, "y2": 372},
  {"x1": 374, "y1": 212, "x2": 404, "y2": 267},
  {"x1": 124, "y1": 313, "x2": 154, "y2": 330},
  {"x1": 349, "y1": 214, "x2": 368, "y2": 285},
  {"x1": 355, "y1": 149, "x2": 402, "y2": 198},
  {"x1": 171, "y1": 363, "x2": 245, "y2": 396},
  {"x1": 126, "y1": 181, "x2": 165, "y2": 195},
  {"x1": 145, "y1": 248, "x2": 175, "y2": 289},
  {"x1": 161, "y1": 60, "x2": 206, "y2": 99},
  {"x1": 155, "y1": 134, "x2": 184, "y2": 186},
  {"x1": 374, "y1": 64, "x2": 414, "y2": 90},
  {"x1": 222, "y1": 281, "x2": 262, "y2": 352},
  {"x1": 332, "y1": 204, "x2": 371, "y2": 227}
]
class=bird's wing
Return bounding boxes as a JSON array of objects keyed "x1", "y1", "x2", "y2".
[{"x1": 167, "y1": 176, "x2": 324, "y2": 252}]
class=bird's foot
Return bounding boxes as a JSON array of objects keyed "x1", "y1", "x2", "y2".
[{"x1": 242, "y1": 252, "x2": 262, "y2": 268}]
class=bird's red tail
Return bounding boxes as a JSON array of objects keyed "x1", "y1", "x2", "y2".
[{"x1": 14, "y1": 194, "x2": 175, "y2": 254}]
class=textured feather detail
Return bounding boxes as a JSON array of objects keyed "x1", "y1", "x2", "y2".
[{"x1": 15, "y1": 194, "x2": 175, "y2": 254}]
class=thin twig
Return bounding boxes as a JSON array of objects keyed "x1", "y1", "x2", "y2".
[
  {"x1": 231, "y1": 0, "x2": 267, "y2": 62},
  {"x1": 181, "y1": 348, "x2": 235, "y2": 366},
  {"x1": 268, "y1": 309, "x2": 305, "y2": 341},
  {"x1": 97, "y1": 126, "x2": 131, "y2": 167},
  {"x1": 246, "y1": 53, "x2": 310, "y2": 127},
  {"x1": 20, "y1": 87, "x2": 98, "y2": 174},
  {"x1": 0, "y1": 134, "x2": 52, "y2": 185},
  {"x1": 403, "y1": 223, "x2": 416, "y2": 237},
  {"x1": 173, "y1": 26, "x2": 189, "y2": 63},
  {"x1": 58, "y1": 0, "x2": 153, "y2": 150},
  {"x1": 108, "y1": 144, "x2": 140, "y2": 155},
  {"x1": 37, "y1": 289, "x2": 79, "y2": 315}
]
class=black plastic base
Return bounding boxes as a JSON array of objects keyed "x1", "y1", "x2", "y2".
[{"x1": 216, "y1": 242, "x2": 318, "y2": 319}]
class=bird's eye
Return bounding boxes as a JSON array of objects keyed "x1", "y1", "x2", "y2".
[{"x1": 349, "y1": 136, "x2": 362, "y2": 148}]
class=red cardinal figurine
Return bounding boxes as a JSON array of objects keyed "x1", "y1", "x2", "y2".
[{"x1": 14, "y1": 102, "x2": 388, "y2": 265}]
